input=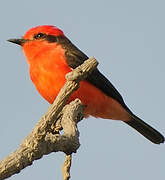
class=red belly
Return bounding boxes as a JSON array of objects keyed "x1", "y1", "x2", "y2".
[{"x1": 30, "y1": 62, "x2": 130, "y2": 121}]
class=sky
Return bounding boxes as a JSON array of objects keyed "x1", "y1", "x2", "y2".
[{"x1": 0, "y1": 0, "x2": 165, "y2": 179}]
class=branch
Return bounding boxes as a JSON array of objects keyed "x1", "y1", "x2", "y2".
[
  {"x1": 62, "y1": 155, "x2": 72, "y2": 180},
  {"x1": 0, "y1": 57, "x2": 98, "y2": 180}
]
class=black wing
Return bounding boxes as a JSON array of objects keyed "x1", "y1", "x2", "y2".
[{"x1": 59, "y1": 36, "x2": 131, "y2": 113}]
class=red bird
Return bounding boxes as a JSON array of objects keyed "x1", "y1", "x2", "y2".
[{"x1": 8, "y1": 25, "x2": 164, "y2": 144}]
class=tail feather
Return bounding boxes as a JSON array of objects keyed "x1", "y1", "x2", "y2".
[{"x1": 125, "y1": 115, "x2": 164, "y2": 144}]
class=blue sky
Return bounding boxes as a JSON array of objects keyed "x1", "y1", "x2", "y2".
[{"x1": 0, "y1": 0, "x2": 165, "y2": 179}]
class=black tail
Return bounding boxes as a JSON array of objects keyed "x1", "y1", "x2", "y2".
[{"x1": 125, "y1": 115, "x2": 164, "y2": 144}]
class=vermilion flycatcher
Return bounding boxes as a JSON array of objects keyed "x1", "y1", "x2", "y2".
[{"x1": 8, "y1": 25, "x2": 164, "y2": 144}]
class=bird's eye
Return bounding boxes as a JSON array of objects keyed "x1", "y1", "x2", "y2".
[{"x1": 34, "y1": 33, "x2": 46, "y2": 39}]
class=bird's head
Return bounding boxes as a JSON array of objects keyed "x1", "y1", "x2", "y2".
[{"x1": 8, "y1": 25, "x2": 66, "y2": 62}]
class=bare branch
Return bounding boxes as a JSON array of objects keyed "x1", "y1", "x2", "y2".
[
  {"x1": 0, "y1": 57, "x2": 98, "y2": 180},
  {"x1": 62, "y1": 155, "x2": 72, "y2": 180}
]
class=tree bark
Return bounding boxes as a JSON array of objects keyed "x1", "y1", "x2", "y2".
[{"x1": 0, "y1": 57, "x2": 98, "y2": 180}]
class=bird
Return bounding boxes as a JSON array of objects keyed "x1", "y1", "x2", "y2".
[{"x1": 8, "y1": 25, "x2": 164, "y2": 144}]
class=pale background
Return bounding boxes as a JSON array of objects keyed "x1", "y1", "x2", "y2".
[{"x1": 0, "y1": 0, "x2": 165, "y2": 179}]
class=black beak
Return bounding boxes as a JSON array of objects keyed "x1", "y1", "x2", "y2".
[{"x1": 7, "y1": 38, "x2": 27, "y2": 46}]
